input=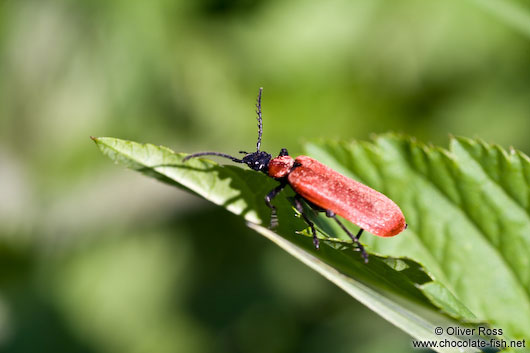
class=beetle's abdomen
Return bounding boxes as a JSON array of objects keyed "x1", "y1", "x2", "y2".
[{"x1": 288, "y1": 156, "x2": 406, "y2": 237}]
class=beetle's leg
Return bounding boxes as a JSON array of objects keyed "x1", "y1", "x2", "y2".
[
  {"x1": 355, "y1": 229, "x2": 364, "y2": 241},
  {"x1": 325, "y1": 210, "x2": 368, "y2": 263},
  {"x1": 278, "y1": 148, "x2": 289, "y2": 157},
  {"x1": 265, "y1": 182, "x2": 287, "y2": 229},
  {"x1": 293, "y1": 195, "x2": 319, "y2": 249}
]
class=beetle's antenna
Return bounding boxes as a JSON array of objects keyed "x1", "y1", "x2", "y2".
[
  {"x1": 183, "y1": 152, "x2": 243, "y2": 163},
  {"x1": 256, "y1": 87, "x2": 263, "y2": 152}
]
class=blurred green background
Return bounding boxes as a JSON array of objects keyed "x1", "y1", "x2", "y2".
[{"x1": 1, "y1": 0, "x2": 530, "y2": 352}]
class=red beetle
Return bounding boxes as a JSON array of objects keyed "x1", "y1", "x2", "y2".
[{"x1": 184, "y1": 88, "x2": 407, "y2": 262}]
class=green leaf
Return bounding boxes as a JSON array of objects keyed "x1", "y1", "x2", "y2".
[
  {"x1": 92, "y1": 135, "x2": 527, "y2": 352},
  {"x1": 306, "y1": 135, "x2": 530, "y2": 346}
]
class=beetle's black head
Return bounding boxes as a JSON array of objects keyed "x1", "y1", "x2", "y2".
[{"x1": 241, "y1": 151, "x2": 271, "y2": 173}]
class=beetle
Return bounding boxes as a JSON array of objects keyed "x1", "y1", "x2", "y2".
[{"x1": 183, "y1": 88, "x2": 407, "y2": 262}]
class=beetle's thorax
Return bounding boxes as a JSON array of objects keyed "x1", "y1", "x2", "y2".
[{"x1": 268, "y1": 155, "x2": 295, "y2": 178}]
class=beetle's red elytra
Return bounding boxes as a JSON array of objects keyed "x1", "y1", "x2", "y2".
[
  {"x1": 183, "y1": 88, "x2": 407, "y2": 262},
  {"x1": 284, "y1": 156, "x2": 406, "y2": 237}
]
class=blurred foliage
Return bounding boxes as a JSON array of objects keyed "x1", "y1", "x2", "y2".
[{"x1": 1, "y1": 0, "x2": 530, "y2": 352}]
